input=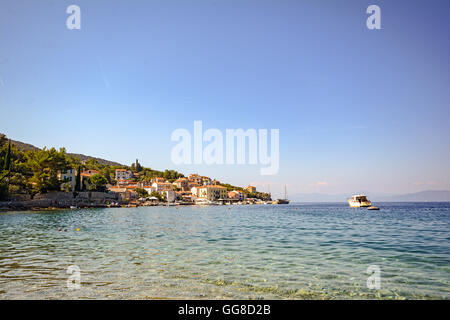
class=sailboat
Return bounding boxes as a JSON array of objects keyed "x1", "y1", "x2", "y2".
[{"x1": 275, "y1": 185, "x2": 290, "y2": 204}]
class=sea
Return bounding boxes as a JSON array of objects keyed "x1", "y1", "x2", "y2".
[{"x1": 0, "y1": 202, "x2": 449, "y2": 299}]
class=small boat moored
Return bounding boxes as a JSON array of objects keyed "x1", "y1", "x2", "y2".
[{"x1": 367, "y1": 206, "x2": 380, "y2": 210}]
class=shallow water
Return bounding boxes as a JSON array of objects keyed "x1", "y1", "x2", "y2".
[{"x1": 0, "y1": 203, "x2": 449, "y2": 299}]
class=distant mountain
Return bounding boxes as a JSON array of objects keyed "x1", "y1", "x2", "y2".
[
  {"x1": 8, "y1": 137, "x2": 122, "y2": 167},
  {"x1": 290, "y1": 190, "x2": 450, "y2": 202},
  {"x1": 290, "y1": 193, "x2": 348, "y2": 202},
  {"x1": 65, "y1": 153, "x2": 122, "y2": 167},
  {"x1": 377, "y1": 190, "x2": 450, "y2": 202}
]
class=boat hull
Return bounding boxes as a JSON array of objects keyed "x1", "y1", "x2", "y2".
[{"x1": 348, "y1": 200, "x2": 372, "y2": 207}]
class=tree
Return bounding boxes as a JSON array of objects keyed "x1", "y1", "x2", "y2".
[
  {"x1": 3, "y1": 140, "x2": 11, "y2": 171},
  {"x1": 75, "y1": 166, "x2": 81, "y2": 192},
  {"x1": 99, "y1": 166, "x2": 114, "y2": 184},
  {"x1": 0, "y1": 139, "x2": 31, "y2": 199},
  {"x1": 149, "y1": 191, "x2": 163, "y2": 201},
  {"x1": 0, "y1": 140, "x2": 11, "y2": 183},
  {"x1": 88, "y1": 174, "x2": 108, "y2": 192},
  {"x1": 61, "y1": 183, "x2": 72, "y2": 193},
  {"x1": 135, "y1": 188, "x2": 148, "y2": 198},
  {"x1": 26, "y1": 147, "x2": 71, "y2": 193}
]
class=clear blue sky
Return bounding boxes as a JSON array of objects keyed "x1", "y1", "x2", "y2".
[{"x1": 1, "y1": 0, "x2": 449, "y2": 198}]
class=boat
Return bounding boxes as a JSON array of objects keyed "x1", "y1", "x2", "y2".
[
  {"x1": 276, "y1": 185, "x2": 290, "y2": 204},
  {"x1": 69, "y1": 206, "x2": 78, "y2": 209},
  {"x1": 367, "y1": 206, "x2": 380, "y2": 210},
  {"x1": 348, "y1": 194, "x2": 372, "y2": 207}
]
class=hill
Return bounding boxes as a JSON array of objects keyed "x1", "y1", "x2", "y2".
[
  {"x1": 377, "y1": 190, "x2": 450, "y2": 202},
  {"x1": 8, "y1": 137, "x2": 122, "y2": 167}
]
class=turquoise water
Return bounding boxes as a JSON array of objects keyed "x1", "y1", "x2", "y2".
[{"x1": 0, "y1": 203, "x2": 449, "y2": 299}]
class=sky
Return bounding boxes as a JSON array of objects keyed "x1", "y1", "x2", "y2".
[{"x1": 1, "y1": 0, "x2": 449, "y2": 199}]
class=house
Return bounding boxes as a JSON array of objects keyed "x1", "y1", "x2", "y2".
[
  {"x1": 108, "y1": 185, "x2": 136, "y2": 201},
  {"x1": 152, "y1": 182, "x2": 173, "y2": 193},
  {"x1": 136, "y1": 181, "x2": 152, "y2": 188},
  {"x1": 188, "y1": 181, "x2": 201, "y2": 189},
  {"x1": 117, "y1": 179, "x2": 135, "y2": 187},
  {"x1": 80, "y1": 169, "x2": 100, "y2": 190},
  {"x1": 152, "y1": 177, "x2": 166, "y2": 184},
  {"x1": 143, "y1": 186, "x2": 156, "y2": 195},
  {"x1": 82, "y1": 169, "x2": 99, "y2": 176},
  {"x1": 58, "y1": 168, "x2": 77, "y2": 191},
  {"x1": 191, "y1": 186, "x2": 200, "y2": 196},
  {"x1": 198, "y1": 185, "x2": 228, "y2": 201},
  {"x1": 245, "y1": 185, "x2": 257, "y2": 193},
  {"x1": 177, "y1": 191, "x2": 194, "y2": 202},
  {"x1": 165, "y1": 190, "x2": 176, "y2": 202},
  {"x1": 188, "y1": 174, "x2": 203, "y2": 185},
  {"x1": 173, "y1": 177, "x2": 189, "y2": 191},
  {"x1": 201, "y1": 176, "x2": 212, "y2": 185},
  {"x1": 115, "y1": 169, "x2": 133, "y2": 181},
  {"x1": 228, "y1": 190, "x2": 245, "y2": 201}
]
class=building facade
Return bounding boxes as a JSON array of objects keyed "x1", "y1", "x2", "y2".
[
  {"x1": 115, "y1": 169, "x2": 133, "y2": 181},
  {"x1": 198, "y1": 185, "x2": 228, "y2": 201},
  {"x1": 58, "y1": 168, "x2": 77, "y2": 191},
  {"x1": 173, "y1": 177, "x2": 189, "y2": 191},
  {"x1": 152, "y1": 182, "x2": 173, "y2": 193},
  {"x1": 228, "y1": 190, "x2": 245, "y2": 201}
]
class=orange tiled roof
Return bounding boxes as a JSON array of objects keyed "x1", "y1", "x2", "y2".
[{"x1": 199, "y1": 185, "x2": 226, "y2": 189}]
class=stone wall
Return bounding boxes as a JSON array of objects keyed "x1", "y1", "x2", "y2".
[
  {"x1": 0, "y1": 191, "x2": 121, "y2": 211},
  {"x1": 34, "y1": 191, "x2": 118, "y2": 201}
]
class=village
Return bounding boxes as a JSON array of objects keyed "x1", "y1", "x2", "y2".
[{"x1": 56, "y1": 160, "x2": 272, "y2": 207}]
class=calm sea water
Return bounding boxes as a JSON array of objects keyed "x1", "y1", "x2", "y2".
[{"x1": 0, "y1": 203, "x2": 449, "y2": 299}]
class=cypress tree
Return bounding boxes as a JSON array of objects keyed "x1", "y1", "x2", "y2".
[
  {"x1": 3, "y1": 140, "x2": 11, "y2": 171},
  {"x1": 75, "y1": 166, "x2": 81, "y2": 192},
  {"x1": 0, "y1": 140, "x2": 11, "y2": 183}
]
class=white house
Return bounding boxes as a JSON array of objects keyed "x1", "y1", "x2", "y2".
[
  {"x1": 144, "y1": 186, "x2": 156, "y2": 195},
  {"x1": 191, "y1": 186, "x2": 200, "y2": 196},
  {"x1": 165, "y1": 190, "x2": 176, "y2": 202}
]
